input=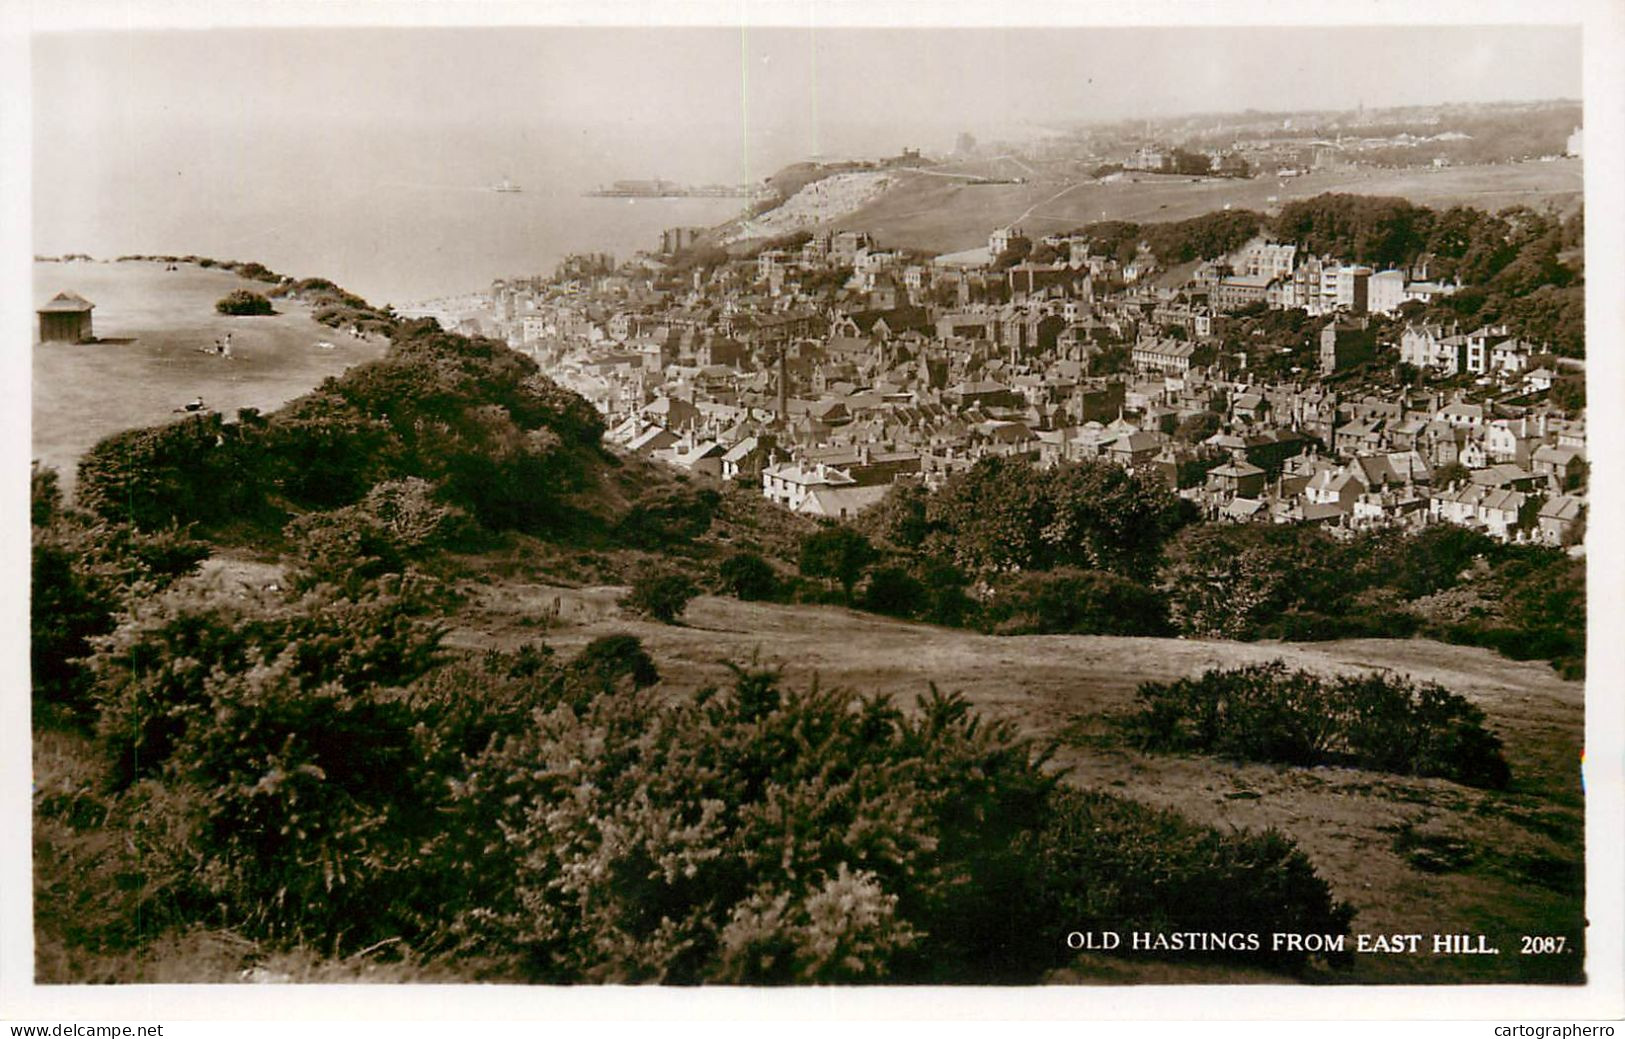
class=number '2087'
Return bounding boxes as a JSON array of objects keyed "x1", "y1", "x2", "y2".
[{"x1": 1521, "y1": 935, "x2": 1568, "y2": 954}]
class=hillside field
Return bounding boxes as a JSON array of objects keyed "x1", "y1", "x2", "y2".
[
  {"x1": 828, "y1": 158, "x2": 1583, "y2": 255},
  {"x1": 426, "y1": 575, "x2": 1587, "y2": 985},
  {"x1": 31, "y1": 260, "x2": 387, "y2": 492}
]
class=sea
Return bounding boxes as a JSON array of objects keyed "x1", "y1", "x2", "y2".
[{"x1": 31, "y1": 118, "x2": 771, "y2": 307}]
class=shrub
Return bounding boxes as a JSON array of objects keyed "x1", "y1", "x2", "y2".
[
  {"x1": 282, "y1": 478, "x2": 469, "y2": 591},
  {"x1": 717, "y1": 551, "x2": 779, "y2": 602},
  {"x1": 619, "y1": 566, "x2": 699, "y2": 624},
  {"x1": 1134, "y1": 662, "x2": 1511, "y2": 788},
  {"x1": 77, "y1": 414, "x2": 269, "y2": 531},
  {"x1": 445, "y1": 669, "x2": 1061, "y2": 982},
  {"x1": 441, "y1": 665, "x2": 1353, "y2": 982},
  {"x1": 615, "y1": 483, "x2": 720, "y2": 549},
  {"x1": 31, "y1": 464, "x2": 209, "y2": 720},
  {"x1": 566, "y1": 633, "x2": 660, "y2": 692},
  {"x1": 859, "y1": 566, "x2": 926, "y2": 618},
  {"x1": 215, "y1": 290, "x2": 274, "y2": 316},
  {"x1": 360, "y1": 477, "x2": 469, "y2": 552},
  {"x1": 80, "y1": 575, "x2": 459, "y2": 946},
  {"x1": 1036, "y1": 787, "x2": 1355, "y2": 972},
  {"x1": 980, "y1": 568, "x2": 1171, "y2": 636}
]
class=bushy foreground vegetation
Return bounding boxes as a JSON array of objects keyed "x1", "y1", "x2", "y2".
[
  {"x1": 37, "y1": 566, "x2": 1355, "y2": 981},
  {"x1": 1134, "y1": 663, "x2": 1511, "y2": 789},
  {"x1": 31, "y1": 465, "x2": 209, "y2": 722}
]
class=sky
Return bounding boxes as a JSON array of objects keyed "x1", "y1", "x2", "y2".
[{"x1": 32, "y1": 23, "x2": 1582, "y2": 168}]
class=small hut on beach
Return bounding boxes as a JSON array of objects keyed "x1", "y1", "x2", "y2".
[{"x1": 37, "y1": 292, "x2": 95, "y2": 343}]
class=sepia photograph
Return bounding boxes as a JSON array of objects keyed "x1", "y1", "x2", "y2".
[{"x1": 4, "y1": 0, "x2": 1622, "y2": 1029}]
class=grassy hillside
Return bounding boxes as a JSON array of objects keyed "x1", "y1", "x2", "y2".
[
  {"x1": 822, "y1": 159, "x2": 1582, "y2": 254},
  {"x1": 442, "y1": 584, "x2": 1584, "y2": 985},
  {"x1": 32, "y1": 260, "x2": 388, "y2": 493}
]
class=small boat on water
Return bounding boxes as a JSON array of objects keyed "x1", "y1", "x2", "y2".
[{"x1": 493, "y1": 175, "x2": 522, "y2": 193}]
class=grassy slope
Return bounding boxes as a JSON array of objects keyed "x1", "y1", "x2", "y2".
[
  {"x1": 821, "y1": 159, "x2": 1583, "y2": 255},
  {"x1": 32, "y1": 260, "x2": 388, "y2": 493},
  {"x1": 447, "y1": 585, "x2": 1585, "y2": 985}
]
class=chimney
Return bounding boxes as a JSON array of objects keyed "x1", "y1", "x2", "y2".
[{"x1": 777, "y1": 349, "x2": 789, "y2": 424}]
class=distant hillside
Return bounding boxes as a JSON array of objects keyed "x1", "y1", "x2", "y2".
[{"x1": 794, "y1": 159, "x2": 1583, "y2": 255}]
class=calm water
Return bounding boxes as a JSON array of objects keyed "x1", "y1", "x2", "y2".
[{"x1": 33, "y1": 119, "x2": 755, "y2": 306}]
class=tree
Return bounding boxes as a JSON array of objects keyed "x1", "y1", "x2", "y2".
[
  {"x1": 991, "y1": 238, "x2": 1032, "y2": 271},
  {"x1": 798, "y1": 525, "x2": 875, "y2": 604},
  {"x1": 1175, "y1": 412, "x2": 1221, "y2": 444},
  {"x1": 215, "y1": 289, "x2": 274, "y2": 316},
  {"x1": 855, "y1": 480, "x2": 932, "y2": 549},
  {"x1": 1547, "y1": 373, "x2": 1586, "y2": 419}
]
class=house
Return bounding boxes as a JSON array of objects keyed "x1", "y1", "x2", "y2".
[
  {"x1": 945, "y1": 379, "x2": 1021, "y2": 410},
  {"x1": 627, "y1": 425, "x2": 679, "y2": 456},
  {"x1": 1367, "y1": 269, "x2": 1408, "y2": 315},
  {"x1": 1351, "y1": 486, "x2": 1427, "y2": 530},
  {"x1": 1399, "y1": 323, "x2": 1466, "y2": 374},
  {"x1": 1205, "y1": 459, "x2": 1267, "y2": 498},
  {"x1": 1524, "y1": 367, "x2": 1557, "y2": 392},
  {"x1": 37, "y1": 291, "x2": 95, "y2": 343},
  {"x1": 1332, "y1": 418, "x2": 1384, "y2": 457},
  {"x1": 988, "y1": 226, "x2": 1027, "y2": 258},
  {"x1": 1106, "y1": 430, "x2": 1164, "y2": 469},
  {"x1": 1436, "y1": 400, "x2": 1487, "y2": 430},
  {"x1": 652, "y1": 437, "x2": 726, "y2": 478},
  {"x1": 641, "y1": 395, "x2": 703, "y2": 430},
  {"x1": 1131, "y1": 338, "x2": 1197, "y2": 374},
  {"x1": 1485, "y1": 418, "x2": 1544, "y2": 467},
  {"x1": 721, "y1": 435, "x2": 774, "y2": 483},
  {"x1": 1303, "y1": 468, "x2": 1362, "y2": 510},
  {"x1": 1531, "y1": 444, "x2": 1585, "y2": 488},
  {"x1": 1536, "y1": 495, "x2": 1585, "y2": 547},
  {"x1": 1464, "y1": 325, "x2": 1513, "y2": 375},
  {"x1": 797, "y1": 484, "x2": 892, "y2": 521},
  {"x1": 1227, "y1": 236, "x2": 1298, "y2": 280},
  {"x1": 1221, "y1": 497, "x2": 1269, "y2": 523},
  {"x1": 761, "y1": 460, "x2": 856, "y2": 511},
  {"x1": 1429, "y1": 483, "x2": 1532, "y2": 540},
  {"x1": 1469, "y1": 463, "x2": 1544, "y2": 492}
]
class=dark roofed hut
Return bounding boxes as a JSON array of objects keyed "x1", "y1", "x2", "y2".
[{"x1": 37, "y1": 292, "x2": 95, "y2": 343}]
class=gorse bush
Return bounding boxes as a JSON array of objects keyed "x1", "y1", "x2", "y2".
[
  {"x1": 283, "y1": 477, "x2": 469, "y2": 592},
  {"x1": 85, "y1": 576, "x2": 452, "y2": 945},
  {"x1": 979, "y1": 567, "x2": 1172, "y2": 636},
  {"x1": 619, "y1": 565, "x2": 699, "y2": 623},
  {"x1": 31, "y1": 463, "x2": 209, "y2": 720},
  {"x1": 445, "y1": 664, "x2": 1354, "y2": 982},
  {"x1": 1134, "y1": 662, "x2": 1511, "y2": 789},
  {"x1": 215, "y1": 289, "x2": 274, "y2": 316},
  {"x1": 1036, "y1": 788, "x2": 1356, "y2": 972}
]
